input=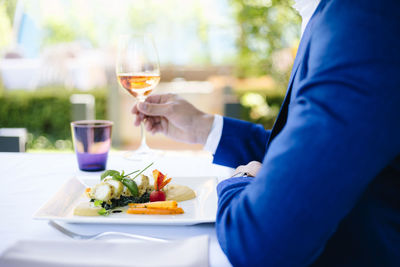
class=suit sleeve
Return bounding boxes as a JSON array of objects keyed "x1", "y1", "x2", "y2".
[
  {"x1": 215, "y1": 1, "x2": 400, "y2": 266},
  {"x1": 212, "y1": 117, "x2": 271, "y2": 168}
]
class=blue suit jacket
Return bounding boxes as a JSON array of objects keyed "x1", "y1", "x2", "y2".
[{"x1": 214, "y1": 0, "x2": 400, "y2": 266}]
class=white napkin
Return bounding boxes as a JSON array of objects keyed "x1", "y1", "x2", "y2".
[{"x1": 0, "y1": 235, "x2": 209, "y2": 267}]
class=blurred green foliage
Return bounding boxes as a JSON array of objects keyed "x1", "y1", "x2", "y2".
[
  {"x1": 3, "y1": 0, "x2": 17, "y2": 22},
  {"x1": 0, "y1": 87, "x2": 107, "y2": 150},
  {"x1": 231, "y1": 0, "x2": 300, "y2": 79},
  {"x1": 43, "y1": 20, "x2": 78, "y2": 46},
  {"x1": 0, "y1": 0, "x2": 16, "y2": 49},
  {"x1": 238, "y1": 89, "x2": 285, "y2": 128},
  {"x1": 230, "y1": 0, "x2": 300, "y2": 127}
]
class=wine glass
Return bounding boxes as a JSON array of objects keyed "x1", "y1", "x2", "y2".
[{"x1": 116, "y1": 34, "x2": 160, "y2": 160}]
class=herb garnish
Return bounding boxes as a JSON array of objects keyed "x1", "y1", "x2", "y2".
[
  {"x1": 93, "y1": 199, "x2": 103, "y2": 207},
  {"x1": 93, "y1": 200, "x2": 110, "y2": 216},
  {"x1": 100, "y1": 162, "x2": 154, "y2": 197},
  {"x1": 98, "y1": 208, "x2": 110, "y2": 216}
]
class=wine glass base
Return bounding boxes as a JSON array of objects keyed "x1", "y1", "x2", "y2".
[{"x1": 123, "y1": 147, "x2": 164, "y2": 161}]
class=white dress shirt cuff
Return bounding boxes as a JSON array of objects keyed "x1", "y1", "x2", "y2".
[{"x1": 203, "y1": 114, "x2": 223, "y2": 154}]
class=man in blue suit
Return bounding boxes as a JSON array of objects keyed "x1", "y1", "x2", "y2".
[{"x1": 133, "y1": 0, "x2": 400, "y2": 265}]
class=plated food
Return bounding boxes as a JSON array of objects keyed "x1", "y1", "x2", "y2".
[{"x1": 73, "y1": 163, "x2": 196, "y2": 216}]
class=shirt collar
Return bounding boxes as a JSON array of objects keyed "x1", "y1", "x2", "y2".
[{"x1": 293, "y1": 0, "x2": 321, "y2": 34}]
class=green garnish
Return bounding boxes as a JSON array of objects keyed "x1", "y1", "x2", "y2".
[
  {"x1": 93, "y1": 200, "x2": 109, "y2": 216},
  {"x1": 99, "y1": 162, "x2": 154, "y2": 197},
  {"x1": 93, "y1": 200, "x2": 103, "y2": 207},
  {"x1": 100, "y1": 170, "x2": 120, "y2": 180},
  {"x1": 121, "y1": 178, "x2": 138, "y2": 197},
  {"x1": 98, "y1": 208, "x2": 110, "y2": 216},
  {"x1": 132, "y1": 162, "x2": 153, "y2": 180}
]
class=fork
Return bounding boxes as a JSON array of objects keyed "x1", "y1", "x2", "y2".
[{"x1": 48, "y1": 220, "x2": 168, "y2": 242}]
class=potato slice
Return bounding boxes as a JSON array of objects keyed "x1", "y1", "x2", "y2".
[{"x1": 73, "y1": 202, "x2": 102, "y2": 216}]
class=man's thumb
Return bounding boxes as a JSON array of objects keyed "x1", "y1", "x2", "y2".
[{"x1": 138, "y1": 102, "x2": 170, "y2": 116}]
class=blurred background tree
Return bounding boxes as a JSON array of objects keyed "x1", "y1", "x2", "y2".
[
  {"x1": 0, "y1": 0, "x2": 301, "y2": 151},
  {"x1": 0, "y1": 0, "x2": 17, "y2": 54},
  {"x1": 231, "y1": 0, "x2": 300, "y2": 128},
  {"x1": 232, "y1": 0, "x2": 300, "y2": 79},
  {"x1": 43, "y1": 20, "x2": 77, "y2": 46}
]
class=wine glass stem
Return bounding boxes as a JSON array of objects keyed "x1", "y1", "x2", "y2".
[
  {"x1": 138, "y1": 98, "x2": 149, "y2": 152},
  {"x1": 139, "y1": 121, "x2": 149, "y2": 151}
]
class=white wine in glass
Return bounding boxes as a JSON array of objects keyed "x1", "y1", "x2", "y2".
[{"x1": 116, "y1": 34, "x2": 160, "y2": 160}]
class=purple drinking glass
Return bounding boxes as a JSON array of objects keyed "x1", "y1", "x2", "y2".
[{"x1": 71, "y1": 120, "x2": 113, "y2": 171}]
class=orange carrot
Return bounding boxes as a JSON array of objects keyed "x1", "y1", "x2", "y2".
[
  {"x1": 160, "y1": 178, "x2": 172, "y2": 189},
  {"x1": 127, "y1": 207, "x2": 184, "y2": 215},
  {"x1": 85, "y1": 188, "x2": 91, "y2": 198},
  {"x1": 129, "y1": 200, "x2": 177, "y2": 209}
]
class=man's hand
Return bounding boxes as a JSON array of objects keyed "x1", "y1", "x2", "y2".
[
  {"x1": 234, "y1": 161, "x2": 262, "y2": 177},
  {"x1": 132, "y1": 94, "x2": 214, "y2": 145}
]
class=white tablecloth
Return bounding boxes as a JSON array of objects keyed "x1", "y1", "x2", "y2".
[{"x1": 0, "y1": 151, "x2": 233, "y2": 267}]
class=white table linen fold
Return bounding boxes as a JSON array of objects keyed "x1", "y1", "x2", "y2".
[{"x1": 0, "y1": 235, "x2": 209, "y2": 267}]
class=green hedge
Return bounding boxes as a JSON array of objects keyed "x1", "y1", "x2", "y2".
[
  {"x1": 0, "y1": 86, "x2": 285, "y2": 150},
  {"x1": 0, "y1": 87, "x2": 107, "y2": 149}
]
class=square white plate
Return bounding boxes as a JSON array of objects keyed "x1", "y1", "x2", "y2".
[{"x1": 34, "y1": 176, "x2": 218, "y2": 225}]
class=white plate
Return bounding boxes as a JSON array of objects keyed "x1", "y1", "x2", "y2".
[{"x1": 33, "y1": 176, "x2": 218, "y2": 225}]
